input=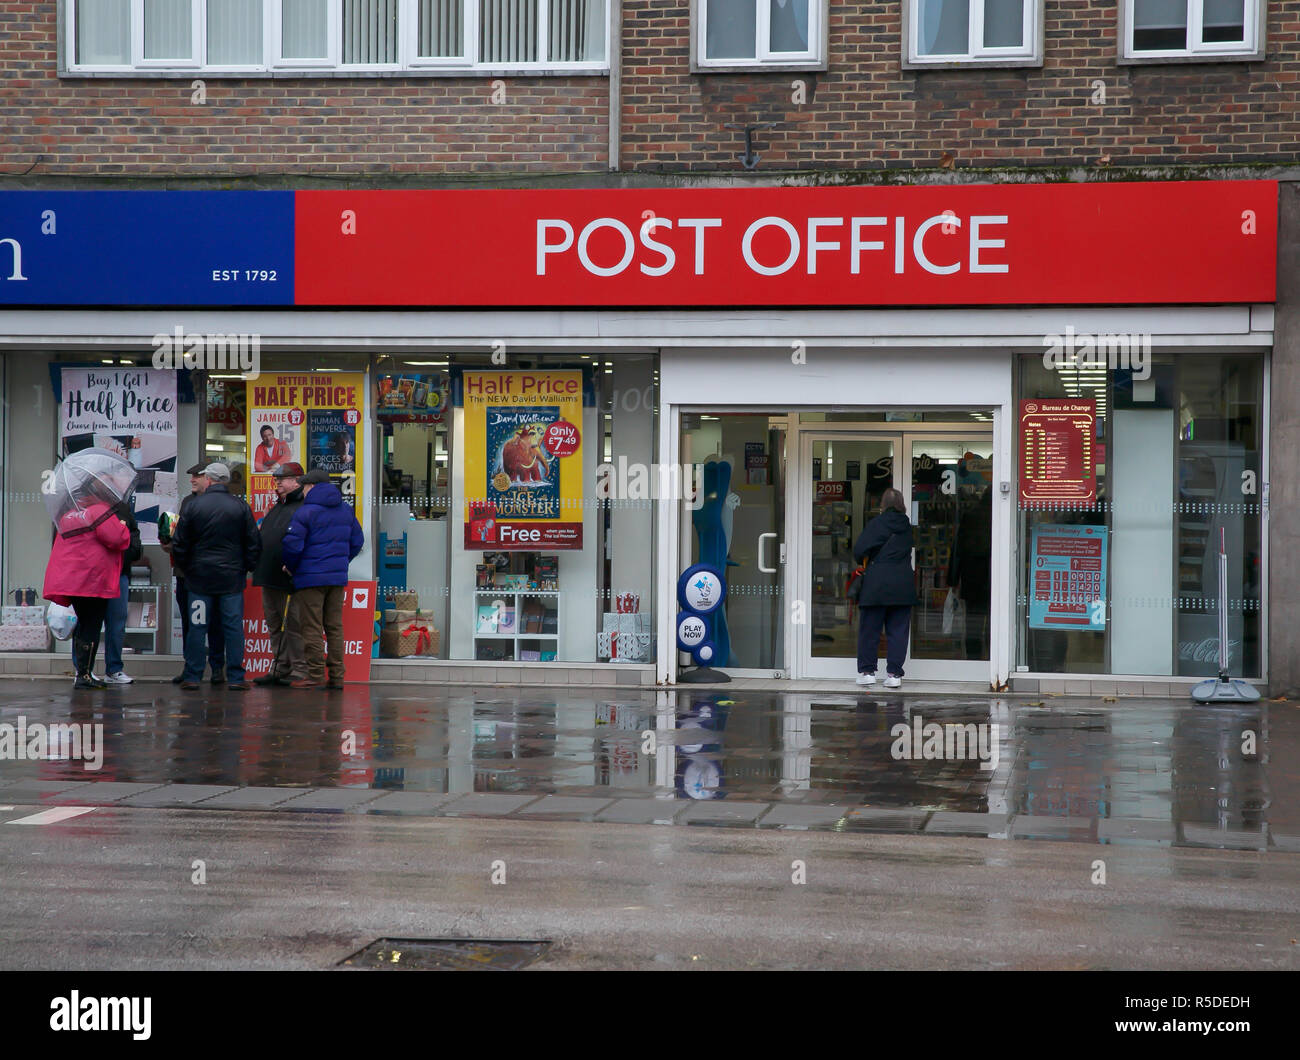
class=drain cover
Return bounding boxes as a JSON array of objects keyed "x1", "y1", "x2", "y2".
[{"x1": 340, "y1": 938, "x2": 552, "y2": 970}]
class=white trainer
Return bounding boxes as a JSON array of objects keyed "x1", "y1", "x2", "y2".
[
  {"x1": 883, "y1": 676, "x2": 902, "y2": 689},
  {"x1": 104, "y1": 671, "x2": 134, "y2": 685},
  {"x1": 856, "y1": 672, "x2": 877, "y2": 686}
]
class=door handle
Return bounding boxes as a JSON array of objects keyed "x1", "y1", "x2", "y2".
[{"x1": 758, "y1": 532, "x2": 779, "y2": 573}]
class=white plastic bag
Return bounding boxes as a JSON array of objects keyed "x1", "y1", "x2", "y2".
[
  {"x1": 47, "y1": 603, "x2": 77, "y2": 641},
  {"x1": 942, "y1": 589, "x2": 965, "y2": 637}
]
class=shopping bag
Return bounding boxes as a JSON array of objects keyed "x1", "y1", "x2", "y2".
[
  {"x1": 47, "y1": 603, "x2": 78, "y2": 641},
  {"x1": 942, "y1": 589, "x2": 966, "y2": 638}
]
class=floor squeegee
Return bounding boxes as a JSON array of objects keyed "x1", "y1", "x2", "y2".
[{"x1": 1190, "y1": 528, "x2": 1261, "y2": 704}]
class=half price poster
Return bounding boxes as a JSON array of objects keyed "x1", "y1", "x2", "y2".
[
  {"x1": 462, "y1": 370, "x2": 584, "y2": 550},
  {"x1": 246, "y1": 373, "x2": 365, "y2": 521},
  {"x1": 59, "y1": 366, "x2": 178, "y2": 544}
]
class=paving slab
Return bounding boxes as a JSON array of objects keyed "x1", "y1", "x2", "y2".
[
  {"x1": 438, "y1": 793, "x2": 542, "y2": 817},
  {"x1": 842, "y1": 807, "x2": 932, "y2": 833},
  {"x1": 679, "y1": 801, "x2": 769, "y2": 826},
  {"x1": 595, "y1": 799, "x2": 691, "y2": 824},
  {"x1": 0, "y1": 780, "x2": 91, "y2": 800},
  {"x1": 516, "y1": 796, "x2": 616, "y2": 820},
  {"x1": 757, "y1": 803, "x2": 850, "y2": 830},
  {"x1": 1098, "y1": 817, "x2": 1176, "y2": 843},
  {"x1": 360, "y1": 791, "x2": 463, "y2": 816},
  {"x1": 1011, "y1": 815, "x2": 1097, "y2": 840},
  {"x1": 118, "y1": 784, "x2": 239, "y2": 808},
  {"x1": 45, "y1": 782, "x2": 168, "y2": 805},
  {"x1": 1270, "y1": 833, "x2": 1300, "y2": 853},
  {"x1": 1181, "y1": 823, "x2": 1268, "y2": 851},
  {"x1": 275, "y1": 789, "x2": 389, "y2": 812},
  {"x1": 925, "y1": 811, "x2": 1010, "y2": 837},
  {"x1": 191, "y1": 787, "x2": 317, "y2": 810}
]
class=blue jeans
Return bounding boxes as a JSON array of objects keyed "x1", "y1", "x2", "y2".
[
  {"x1": 103, "y1": 573, "x2": 129, "y2": 674},
  {"x1": 183, "y1": 591, "x2": 245, "y2": 684}
]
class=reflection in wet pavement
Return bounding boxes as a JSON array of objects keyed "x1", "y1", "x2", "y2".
[{"x1": 1, "y1": 680, "x2": 1296, "y2": 849}]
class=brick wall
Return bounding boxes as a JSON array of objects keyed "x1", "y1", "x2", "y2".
[
  {"x1": 0, "y1": 5, "x2": 608, "y2": 175},
  {"x1": 1, "y1": 2, "x2": 1297, "y2": 179},
  {"x1": 620, "y1": 1, "x2": 1300, "y2": 172}
]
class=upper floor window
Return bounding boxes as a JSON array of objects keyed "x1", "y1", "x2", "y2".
[
  {"x1": 65, "y1": 0, "x2": 610, "y2": 74},
  {"x1": 905, "y1": 0, "x2": 1041, "y2": 66},
  {"x1": 694, "y1": 0, "x2": 826, "y2": 70},
  {"x1": 1122, "y1": 0, "x2": 1262, "y2": 60}
]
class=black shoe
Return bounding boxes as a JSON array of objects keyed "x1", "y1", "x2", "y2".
[
  {"x1": 171, "y1": 673, "x2": 185, "y2": 684},
  {"x1": 210, "y1": 674, "x2": 226, "y2": 685},
  {"x1": 228, "y1": 682, "x2": 250, "y2": 691},
  {"x1": 180, "y1": 681, "x2": 201, "y2": 690},
  {"x1": 74, "y1": 674, "x2": 102, "y2": 690},
  {"x1": 253, "y1": 673, "x2": 287, "y2": 687}
]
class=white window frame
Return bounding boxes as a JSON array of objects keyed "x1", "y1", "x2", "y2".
[
  {"x1": 904, "y1": 0, "x2": 1042, "y2": 68},
  {"x1": 692, "y1": 0, "x2": 828, "y2": 72},
  {"x1": 403, "y1": 0, "x2": 470, "y2": 67},
  {"x1": 61, "y1": 0, "x2": 610, "y2": 75},
  {"x1": 272, "y1": 0, "x2": 340, "y2": 68},
  {"x1": 133, "y1": 0, "x2": 203, "y2": 67},
  {"x1": 1119, "y1": 0, "x2": 1264, "y2": 63}
]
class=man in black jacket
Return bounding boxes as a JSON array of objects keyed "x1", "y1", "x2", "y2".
[
  {"x1": 170, "y1": 462, "x2": 261, "y2": 691},
  {"x1": 101, "y1": 498, "x2": 143, "y2": 685},
  {"x1": 161, "y1": 462, "x2": 226, "y2": 684},
  {"x1": 252, "y1": 462, "x2": 307, "y2": 687}
]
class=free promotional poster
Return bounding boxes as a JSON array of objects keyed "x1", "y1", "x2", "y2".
[
  {"x1": 59, "y1": 367, "x2": 179, "y2": 544},
  {"x1": 462, "y1": 370, "x2": 584, "y2": 550}
]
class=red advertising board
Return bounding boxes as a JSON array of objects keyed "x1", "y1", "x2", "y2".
[
  {"x1": 242, "y1": 580, "x2": 378, "y2": 683},
  {"x1": 1020, "y1": 400, "x2": 1096, "y2": 506},
  {"x1": 294, "y1": 182, "x2": 1276, "y2": 308}
]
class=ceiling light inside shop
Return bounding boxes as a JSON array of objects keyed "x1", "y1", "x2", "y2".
[
  {"x1": 405, "y1": 361, "x2": 448, "y2": 366},
  {"x1": 205, "y1": 444, "x2": 224, "y2": 452}
]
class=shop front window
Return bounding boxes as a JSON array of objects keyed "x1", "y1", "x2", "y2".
[
  {"x1": 1016, "y1": 351, "x2": 1263, "y2": 678},
  {"x1": 410, "y1": 352, "x2": 659, "y2": 666}
]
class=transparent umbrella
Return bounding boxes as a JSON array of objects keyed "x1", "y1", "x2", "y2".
[{"x1": 43, "y1": 447, "x2": 138, "y2": 527}]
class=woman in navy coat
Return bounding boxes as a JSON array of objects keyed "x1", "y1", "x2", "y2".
[{"x1": 853, "y1": 488, "x2": 918, "y2": 688}]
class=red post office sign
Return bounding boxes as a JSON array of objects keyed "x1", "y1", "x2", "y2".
[{"x1": 294, "y1": 182, "x2": 1276, "y2": 307}]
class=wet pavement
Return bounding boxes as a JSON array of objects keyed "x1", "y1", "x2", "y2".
[
  {"x1": 4, "y1": 809, "x2": 1298, "y2": 970},
  {"x1": 0, "y1": 678, "x2": 1297, "y2": 852}
]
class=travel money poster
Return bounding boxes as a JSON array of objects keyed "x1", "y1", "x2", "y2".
[
  {"x1": 462, "y1": 370, "x2": 584, "y2": 550},
  {"x1": 1029, "y1": 524, "x2": 1108, "y2": 631},
  {"x1": 59, "y1": 367, "x2": 178, "y2": 544},
  {"x1": 246, "y1": 373, "x2": 365, "y2": 522}
]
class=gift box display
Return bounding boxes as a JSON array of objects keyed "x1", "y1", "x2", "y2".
[
  {"x1": 386, "y1": 591, "x2": 419, "y2": 611},
  {"x1": 380, "y1": 621, "x2": 439, "y2": 658},
  {"x1": 383, "y1": 609, "x2": 417, "y2": 625},
  {"x1": 597, "y1": 590, "x2": 653, "y2": 661},
  {"x1": 0, "y1": 624, "x2": 50, "y2": 652},
  {"x1": 1, "y1": 606, "x2": 46, "y2": 627}
]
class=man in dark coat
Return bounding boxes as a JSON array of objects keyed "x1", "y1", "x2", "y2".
[
  {"x1": 853, "y1": 488, "x2": 918, "y2": 688},
  {"x1": 100, "y1": 497, "x2": 143, "y2": 684},
  {"x1": 281, "y1": 469, "x2": 364, "y2": 689},
  {"x1": 161, "y1": 461, "x2": 226, "y2": 684},
  {"x1": 252, "y1": 462, "x2": 307, "y2": 687},
  {"x1": 170, "y1": 462, "x2": 261, "y2": 690}
]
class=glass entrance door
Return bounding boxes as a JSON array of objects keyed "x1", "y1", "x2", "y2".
[
  {"x1": 798, "y1": 429, "x2": 993, "y2": 681},
  {"x1": 680, "y1": 413, "x2": 787, "y2": 673}
]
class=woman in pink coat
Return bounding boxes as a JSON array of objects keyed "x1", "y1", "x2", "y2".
[{"x1": 44, "y1": 501, "x2": 130, "y2": 689}]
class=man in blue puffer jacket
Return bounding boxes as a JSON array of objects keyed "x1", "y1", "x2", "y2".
[{"x1": 280, "y1": 468, "x2": 364, "y2": 688}]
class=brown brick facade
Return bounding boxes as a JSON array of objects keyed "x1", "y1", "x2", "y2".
[
  {"x1": 0, "y1": 2, "x2": 1297, "y2": 179},
  {"x1": 620, "y1": 1, "x2": 1300, "y2": 172}
]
